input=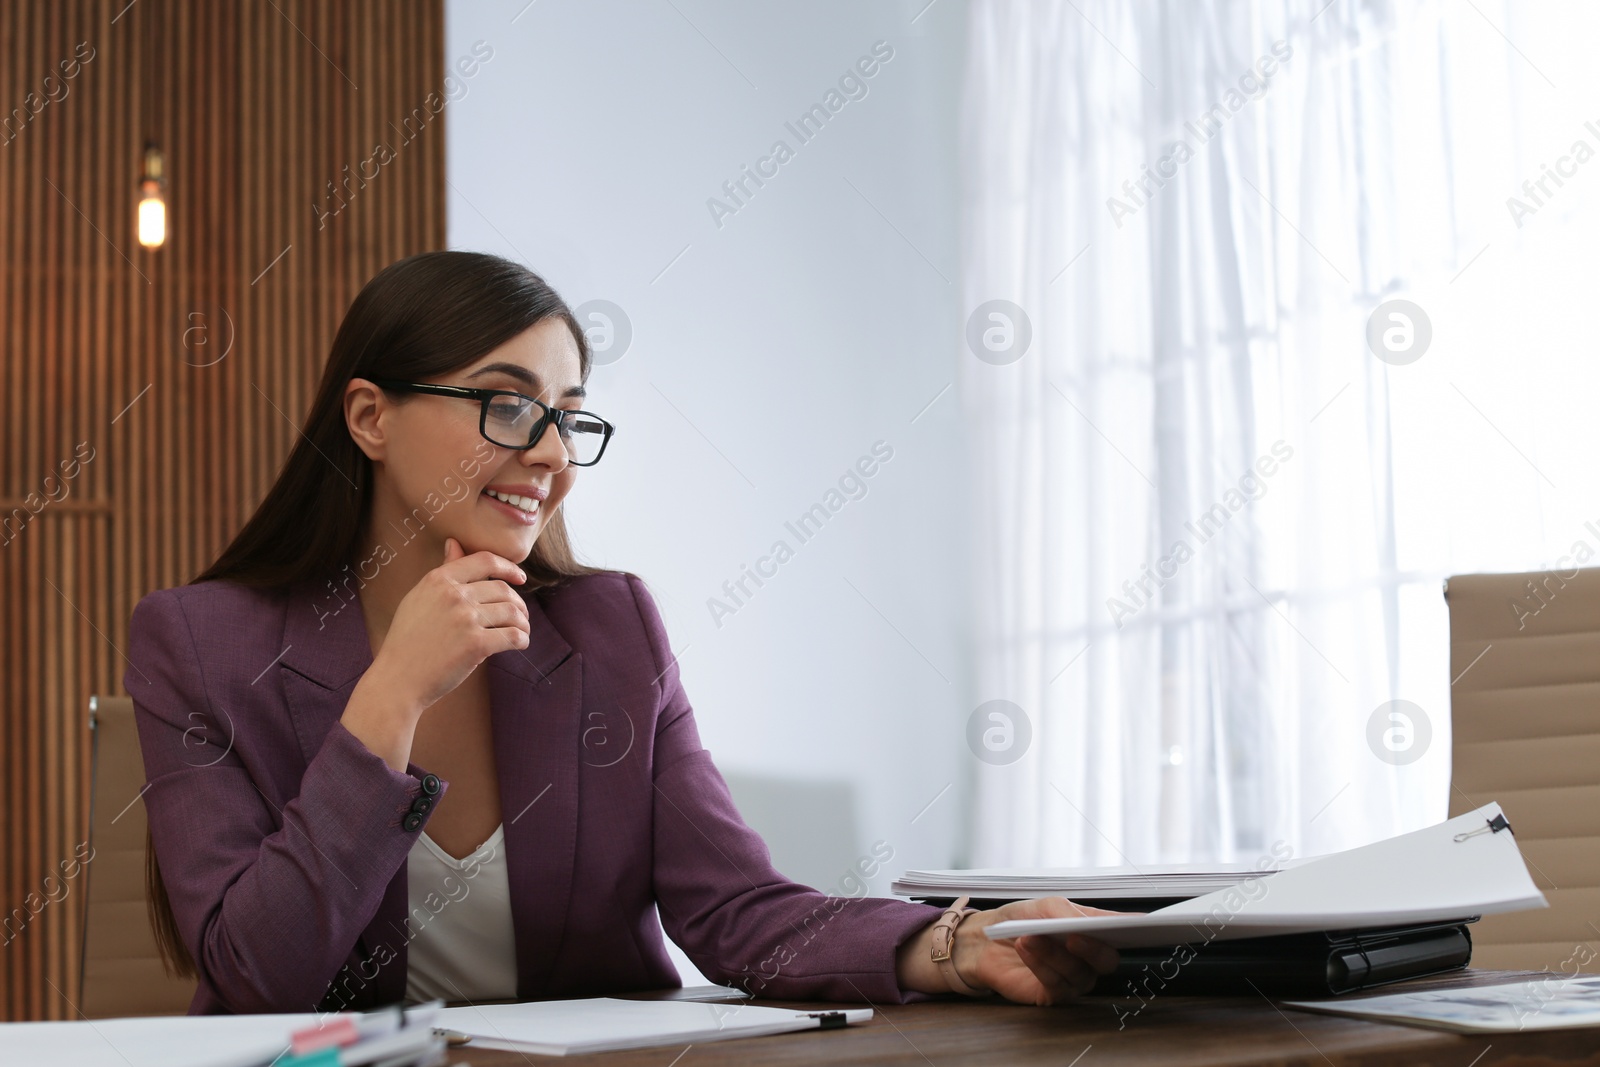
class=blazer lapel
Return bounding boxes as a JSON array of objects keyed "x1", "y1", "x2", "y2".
[
  {"x1": 279, "y1": 576, "x2": 373, "y2": 765},
  {"x1": 276, "y1": 574, "x2": 581, "y2": 1003},
  {"x1": 486, "y1": 595, "x2": 582, "y2": 999},
  {"x1": 277, "y1": 575, "x2": 405, "y2": 1002}
]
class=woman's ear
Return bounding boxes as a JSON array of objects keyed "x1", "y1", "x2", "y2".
[{"x1": 344, "y1": 377, "x2": 389, "y2": 461}]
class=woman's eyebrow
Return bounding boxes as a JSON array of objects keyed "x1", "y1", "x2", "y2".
[{"x1": 468, "y1": 361, "x2": 586, "y2": 398}]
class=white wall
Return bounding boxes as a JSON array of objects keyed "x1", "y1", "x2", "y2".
[{"x1": 445, "y1": 0, "x2": 971, "y2": 925}]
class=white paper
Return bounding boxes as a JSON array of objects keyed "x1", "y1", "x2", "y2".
[
  {"x1": 0, "y1": 1005, "x2": 443, "y2": 1067},
  {"x1": 985, "y1": 802, "x2": 1546, "y2": 949},
  {"x1": 892, "y1": 860, "x2": 1308, "y2": 900},
  {"x1": 0, "y1": 1012, "x2": 317, "y2": 1067},
  {"x1": 434, "y1": 998, "x2": 872, "y2": 1056},
  {"x1": 1285, "y1": 975, "x2": 1600, "y2": 1034}
]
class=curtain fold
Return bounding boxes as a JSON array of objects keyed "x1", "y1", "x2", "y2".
[{"x1": 959, "y1": 0, "x2": 1521, "y2": 867}]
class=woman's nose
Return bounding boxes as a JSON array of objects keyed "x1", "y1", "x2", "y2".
[{"x1": 520, "y1": 418, "x2": 568, "y2": 471}]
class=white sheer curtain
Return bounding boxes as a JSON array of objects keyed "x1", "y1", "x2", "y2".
[{"x1": 961, "y1": 0, "x2": 1594, "y2": 867}]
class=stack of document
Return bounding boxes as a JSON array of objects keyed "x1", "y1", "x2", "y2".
[
  {"x1": 274, "y1": 1003, "x2": 445, "y2": 1067},
  {"x1": 0, "y1": 1002, "x2": 446, "y2": 1067},
  {"x1": 1287, "y1": 974, "x2": 1600, "y2": 1033},
  {"x1": 892, "y1": 861, "x2": 1298, "y2": 902},
  {"x1": 981, "y1": 802, "x2": 1545, "y2": 949},
  {"x1": 432, "y1": 999, "x2": 871, "y2": 1056},
  {"x1": 888, "y1": 803, "x2": 1543, "y2": 996},
  {"x1": 0, "y1": 998, "x2": 869, "y2": 1065}
]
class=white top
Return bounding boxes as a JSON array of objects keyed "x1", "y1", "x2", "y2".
[{"x1": 402, "y1": 823, "x2": 518, "y2": 1005}]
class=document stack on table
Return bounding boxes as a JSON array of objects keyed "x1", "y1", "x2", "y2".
[
  {"x1": 895, "y1": 803, "x2": 1546, "y2": 996},
  {"x1": 893, "y1": 860, "x2": 1302, "y2": 910},
  {"x1": 0, "y1": 996, "x2": 870, "y2": 1065},
  {"x1": 270, "y1": 1003, "x2": 447, "y2": 1067},
  {"x1": 430, "y1": 999, "x2": 872, "y2": 1055},
  {"x1": 0, "y1": 1001, "x2": 448, "y2": 1067},
  {"x1": 1286, "y1": 974, "x2": 1600, "y2": 1033}
]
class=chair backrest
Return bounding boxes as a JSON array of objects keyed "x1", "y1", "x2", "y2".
[
  {"x1": 1445, "y1": 569, "x2": 1600, "y2": 973},
  {"x1": 720, "y1": 770, "x2": 860, "y2": 893},
  {"x1": 80, "y1": 695, "x2": 196, "y2": 1016}
]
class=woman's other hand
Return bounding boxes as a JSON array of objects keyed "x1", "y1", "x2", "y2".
[{"x1": 956, "y1": 896, "x2": 1124, "y2": 1004}]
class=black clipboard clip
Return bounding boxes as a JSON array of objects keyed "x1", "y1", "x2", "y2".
[{"x1": 1453, "y1": 812, "x2": 1513, "y2": 842}]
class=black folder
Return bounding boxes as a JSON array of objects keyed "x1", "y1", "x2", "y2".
[
  {"x1": 1095, "y1": 919, "x2": 1475, "y2": 997},
  {"x1": 914, "y1": 897, "x2": 1475, "y2": 997}
]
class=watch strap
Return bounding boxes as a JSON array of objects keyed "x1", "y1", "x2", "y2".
[{"x1": 929, "y1": 895, "x2": 990, "y2": 997}]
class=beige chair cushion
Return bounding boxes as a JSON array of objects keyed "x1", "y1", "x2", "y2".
[
  {"x1": 80, "y1": 695, "x2": 196, "y2": 1016},
  {"x1": 1446, "y1": 569, "x2": 1600, "y2": 974}
]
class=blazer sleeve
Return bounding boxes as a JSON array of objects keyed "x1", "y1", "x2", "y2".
[
  {"x1": 124, "y1": 588, "x2": 448, "y2": 1014},
  {"x1": 626, "y1": 575, "x2": 944, "y2": 1003}
]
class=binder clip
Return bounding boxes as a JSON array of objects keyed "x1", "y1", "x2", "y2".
[{"x1": 1453, "y1": 813, "x2": 1512, "y2": 842}]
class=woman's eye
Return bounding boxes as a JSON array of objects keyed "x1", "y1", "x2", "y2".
[{"x1": 488, "y1": 397, "x2": 533, "y2": 422}]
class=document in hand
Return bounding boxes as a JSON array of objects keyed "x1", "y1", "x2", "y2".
[
  {"x1": 432, "y1": 998, "x2": 872, "y2": 1056},
  {"x1": 984, "y1": 802, "x2": 1546, "y2": 949}
]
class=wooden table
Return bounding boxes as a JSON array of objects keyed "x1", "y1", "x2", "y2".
[{"x1": 450, "y1": 970, "x2": 1600, "y2": 1066}]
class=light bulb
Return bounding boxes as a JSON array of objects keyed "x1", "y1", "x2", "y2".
[
  {"x1": 138, "y1": 180, "x2": 165, "y2": 248},
  {"x1": 138, "y1": 143, "x2": 166, "y2": 249}
]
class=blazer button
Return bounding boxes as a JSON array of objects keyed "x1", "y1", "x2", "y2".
[
  {"x1": 410, "y1": 795, "x2": 434, "y2": 816},
  {"x1": 402, "y1": 812, "x2": 424, "y2": 832},
  {"x1": 420, "y1": 773, "x2": 441, "y2": 796}
]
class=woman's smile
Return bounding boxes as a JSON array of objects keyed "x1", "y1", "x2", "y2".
[{"x1": 481, "y1": 484, "x2": 546, "y2": 526}]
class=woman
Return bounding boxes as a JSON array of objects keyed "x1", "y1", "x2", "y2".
[{"x1": 125, "y1": 250, "x2": 1120, "y2": 1016}]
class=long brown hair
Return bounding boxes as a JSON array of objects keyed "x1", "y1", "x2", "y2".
[{"x1": 148, "y1": 250, "x2": 608, "y2": 979}]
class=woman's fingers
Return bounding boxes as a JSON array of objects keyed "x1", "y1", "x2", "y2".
[
  {"x1": 452, "y1": 599, "x2": 528, "y2": 636},
  {"x1": 1016, "y1": 895, "x2": 1133, "y2": 921},
  {"x1": 1014, "y1": 936, "x2": 1099, "y2": 1002},
  {"x1": 442, "y1": 546, "x2": 527, "y2": 587},
  {"x1": 1009, "y1": 939, "x2": 1069, "y2": 1004},
  {"x1": 459, "y1": 580, "x2": 532, "y2": 613},
  {"x1": 1076, "y1": 903, "x2": 1137, "y2": 918},
  {"x1": 976, "y1": 896, "x2": 1125, "y2": 1005},
  {"x1": 1015, "y1": 933, "x2": 1118, "y2": 996},
  {"x1": 1063, "y1": 933, "x2": 1121, "y2": 975}
]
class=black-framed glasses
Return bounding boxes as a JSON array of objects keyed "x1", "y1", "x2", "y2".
[{"x1": 368, "y1": 377, "x2": 617, "y2": 466}]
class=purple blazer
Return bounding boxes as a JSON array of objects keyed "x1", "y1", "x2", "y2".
[{"x1": 124, "y1": 568, "x2": 942, "y2": 1015}]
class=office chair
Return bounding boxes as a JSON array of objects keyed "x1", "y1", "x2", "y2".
[
  {"x1": 1445, "y1": 569, "x2": 1600, "y2": 973},
  {"x1": 79, "y1": 695, "x2": 197, "y2": 1016}
]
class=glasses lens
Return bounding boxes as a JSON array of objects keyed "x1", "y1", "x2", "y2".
[
  {"x1": 561, "y1": 412, "x2": 610, "y2": 464},
  {"x1": 484, "y1": 393, "x2": 544, "y2": 447}
]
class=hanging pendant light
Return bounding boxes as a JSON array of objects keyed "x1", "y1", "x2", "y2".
[
  {"x1": 136, "y1": 5, "x2": 165, "y2": 251},
  {"x1": 137, "y1": 141, "x2": 166, "y2": 249}
]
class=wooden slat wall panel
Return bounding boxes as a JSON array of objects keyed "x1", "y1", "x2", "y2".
[{"x1": 0, "y1": 0, "x2": 445, "y2": 1021}]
